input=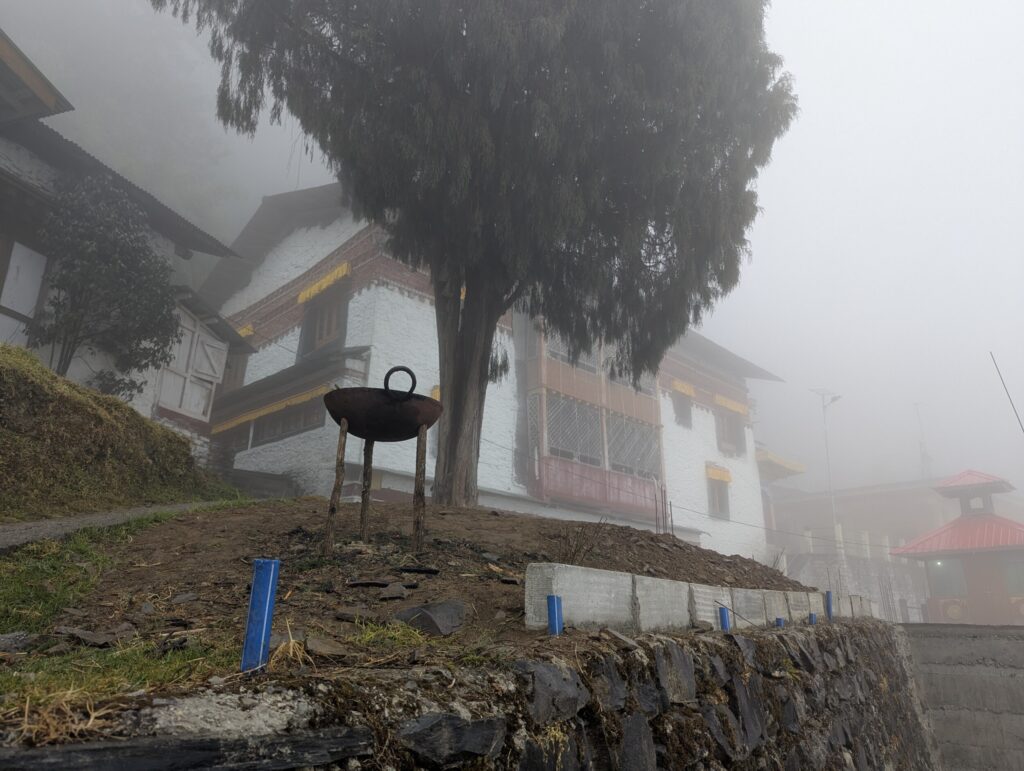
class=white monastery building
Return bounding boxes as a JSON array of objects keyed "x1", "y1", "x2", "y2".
[
  {"x1": 0, "y1": 28, "x2": 252, "y2": 458},
  {"x1": 207, "y1": 184, "x2": 787, "y2": 560}
]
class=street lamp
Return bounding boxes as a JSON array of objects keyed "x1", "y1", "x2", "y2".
[{"x1": 812, "y1": 389, "x2": 842, "y2": 554}]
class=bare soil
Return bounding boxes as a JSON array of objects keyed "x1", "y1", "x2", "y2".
[{"x1": 56, "y1": 498, "x2": 812, "y2": 663}]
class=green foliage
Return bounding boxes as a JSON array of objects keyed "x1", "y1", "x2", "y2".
[
  {"x1": 155, "y1": 0, "x2": 796, "y2": 503},
  {"x1": 0, "y1": 345, "x2": 235, "y2": 521},
  {"x1": 26, "y1": 175, "x2": 180, "y2": 394}
]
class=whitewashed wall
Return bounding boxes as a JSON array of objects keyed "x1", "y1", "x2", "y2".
[
  {"x1": 234, "y1": 283, "x2": 526, "y2": 499},
  {"x1": 221, "y1": 215, "x2": 363, "y2": 317},
  {"x1": 660, "y1": 395, "x2": 767, "y2": 559}
]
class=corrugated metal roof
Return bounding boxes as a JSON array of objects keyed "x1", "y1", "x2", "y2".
[
  {"x1": 891, "y1": 513, "x2": 1024, "y2": 558},
  {"x1": 934, "y1": 469, "x2": 1015, "y2": 494}
]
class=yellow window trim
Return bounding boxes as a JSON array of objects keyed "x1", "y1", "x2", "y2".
[
  {"x1": 713, "y1": 393, "x2": 749, "y2": 416},
  {"x1": 298, "y1": 262, "x2": 350, "y2": 304},
  {"x1": 706, "y1": 464, "x2": 732, "y2": 483},
  {"x1": 236, "y1": 323, "x2": 254, "y2": 338},
  {"x1": 670, "y1": 378, "x2": 695, "y2": 398},
  {"x1": 212, "y1": 385, "x2": 331, "y2": 434},
  {"x1": 430, "y1": 385, "x2": 441, "y2": 401}
]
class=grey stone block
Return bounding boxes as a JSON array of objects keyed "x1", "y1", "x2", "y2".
[
  {"x1": 634, "y1": 575, "x2": 690, "y2": 633},
  {"x1": 731, "y1": 588, "x2": 767, "y2": 628},
  {"x1": 525, "y1": 563, "x2": 634, "y2": 631}
]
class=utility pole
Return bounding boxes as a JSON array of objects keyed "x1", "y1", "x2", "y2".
[
  {"x1": 914, "y1": 402, "x2": 933, "y2": 479},
  {"x1": 812, "y1": 388, "x2": 842, "y2": 555}
]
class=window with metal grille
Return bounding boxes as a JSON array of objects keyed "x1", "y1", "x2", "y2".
[
  {"x1": 708, "y1": 478, "x2": 730, "y2": 519},
  {"x1": 606, "y1": 413, "x2": 661, "y2": 478},
  {"x1": 545, "y1": 392, "x2": 603, "y2": 466},
  {"x1": 715, "y1": 410, "x2": 747, "y2": 456},
  {"x1": 251, "y1": 399, "x2": 325, "y2": 447},
  {"x1": 546, "y1": 334, "x2": 597, "y2": 373}
]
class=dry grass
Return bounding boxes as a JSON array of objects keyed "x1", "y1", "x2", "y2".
[{"x1": 268, "y1": 620, "x2": 313, "y2": 673}]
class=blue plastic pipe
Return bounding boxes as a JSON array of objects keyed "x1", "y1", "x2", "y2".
[
  {"x1": 240, "y1": 558, "x2": 280, "y2": 672},
  {"x1": 808, "y1": 612, "x2": 817, "y2": 625},
  {"x1": 775, "y1": 617, "x2": 785, "y2": 628},
  {"x1": 825, "y1": 591, "x2": 834, "y2": 621},
  {"x1": 547, "y1": 594, "x2": 564, "y2": 636},
  {"x1": 718, "y1": 606, "x2": 731, "y2": 632}
]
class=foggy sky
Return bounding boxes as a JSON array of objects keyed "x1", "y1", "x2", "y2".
[{"x1": 3, "y1": 1, "x2": 1023, "y2": 494}]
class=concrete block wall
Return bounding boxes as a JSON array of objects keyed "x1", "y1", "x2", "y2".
[
  {"x1": 525, "y1": 562, "x2": 865, "y2": 634},
  {"x1": 902, "y1": 624, "x2": 1024, "y2": 771}
]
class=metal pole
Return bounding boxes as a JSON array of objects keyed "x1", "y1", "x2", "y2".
[{"x1": 991, "y1": 352, "x2": 1024, "y2": 438}]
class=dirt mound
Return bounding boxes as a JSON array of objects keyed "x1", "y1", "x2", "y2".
[
  {"x1": 0, "y1": 345, "x2": 231, "y2": 522},
  {"x1": 55, "y1": 499, "x2": 812, "y2": 663}
]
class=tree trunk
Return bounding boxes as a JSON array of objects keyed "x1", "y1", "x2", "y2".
[{"x1": 431, "y1": 269, "x2": 504, "y2": 507}]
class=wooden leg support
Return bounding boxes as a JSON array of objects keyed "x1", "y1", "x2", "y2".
[
  {"x1": 322, "y1": 418, "x2": 348, "y2": 557},
  {"x1": 359, "y1": 439, "x2": 375, "y2": 543},
  {"x1": 412, "y1": 424, "x2": 428, "y2": 553}
]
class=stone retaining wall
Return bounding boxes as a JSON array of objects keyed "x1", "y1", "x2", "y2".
[{"x1": 902, "y1": 624, "x2": 1024, "y2": 770}]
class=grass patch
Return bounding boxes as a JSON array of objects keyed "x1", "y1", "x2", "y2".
[
  {"x1": 0, "y1": 501, "x2": 251, "y2": 634},
  {"x1": 0, "y1": 344, "x2": 238, "y2": 522},
  {"x1": 348, "y1": 621, "x2": 427, "y2": 651},
  {"x1": 0, "y1": 512, "x2": 183, "y2": 634}
]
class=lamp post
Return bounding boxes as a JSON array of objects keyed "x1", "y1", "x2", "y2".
[{"x1": 813, "y1": 389, "x2": 842, "y2": 556}]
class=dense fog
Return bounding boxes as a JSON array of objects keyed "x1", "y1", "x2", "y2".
[{"x1": 3, "y1": 0, "x2": 1022, "y2": 493}]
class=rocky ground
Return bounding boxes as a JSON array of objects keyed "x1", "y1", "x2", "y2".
[
  {"x1": 41, "y1": 497, "x2": 810, "y2": 658},
  {"x1": 0, "y1": 498, "x2": 823, "y2": 765}
]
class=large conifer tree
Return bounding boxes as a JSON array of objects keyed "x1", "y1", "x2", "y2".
[{"x1": 155, "y1": 0, "x2": 796, "y2": 505}]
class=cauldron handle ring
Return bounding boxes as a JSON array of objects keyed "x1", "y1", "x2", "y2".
[{"x1": 384, "y1": 366, "x2": 416, "y2": 402}]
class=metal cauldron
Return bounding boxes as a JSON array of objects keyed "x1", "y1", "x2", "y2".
[{"x1": 323, "y1": 366, "x2": 442, "y2": 442}]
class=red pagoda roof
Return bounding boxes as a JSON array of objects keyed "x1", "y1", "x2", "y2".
[
  {"x1": 891, "y1": 513, "x2": 1024, "y2": 558},
  {"x1": 933, "y1": 469, "x2": 1015, "y2": 496}
]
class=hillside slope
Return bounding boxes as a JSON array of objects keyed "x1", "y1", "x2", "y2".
[{"x1": 0, "y1": 345, "x2": 231, "y2": 522}]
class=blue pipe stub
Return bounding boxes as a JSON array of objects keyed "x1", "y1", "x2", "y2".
[
  {"x1": 718, "y1": 605, "x2": 731, "y2": 632},
  {"x1": 808, "y1": 612, "x2": 818, "y2": 625},
  {"x1": 825, "y1": 591, "x2": 834, "y2": 621},
  {"x1": 775, "y1": 617, "x2": 786, "y2": 628},
  {"x1": 241, "y1": 558, "x2": 280, "y2": 672},
  {"x1": 547, "y1": 594, "x2": 564, "y2": 635}
]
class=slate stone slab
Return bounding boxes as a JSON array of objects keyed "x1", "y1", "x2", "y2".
[
  {"x1": 398, "y1": 712, "x2": 506, "y2": 766},
  {"x1": 785, "y1": 592, "x2": 810, "y2": 621},
  {"x1": 514, "y1": 660, "x2": 590, "y2": 724},
  {"x1": 589, "y1": 655, "x2": 627, "y2": 711},
  {"x1": 731, "y1": 589, "x2": 767, "y2": 628},
  {"x1": 394, "y1": 599, "x2": 466, "y2": 637},
  {"x1": 689, "y1": 583, "x2": 733, "y2": 629},
  {"x1": 654, "y1": 642, "x2": 696, "y2": 706},
  {"x1": 0, "y1": 631, "x2": 38, "y2": 653},
  {"x1": 618, "y1": 712, "x2": 657, "y2": 771}
]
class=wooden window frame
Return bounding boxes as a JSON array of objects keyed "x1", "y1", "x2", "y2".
[
  {"x1": 708, "y1": 477, "x2": 730, "y2": 519},
  {"x1": 300, "y1": 285, "x2": 348, "y2": 357},
  {"x1": 251, "y1": 398, "x2": 326, "y2": 447}
]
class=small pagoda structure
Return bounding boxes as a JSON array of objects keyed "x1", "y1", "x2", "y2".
[{"x1": 892, "y1": 470, "x2": 1024, "y2": 624}]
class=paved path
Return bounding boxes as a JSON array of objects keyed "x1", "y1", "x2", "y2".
[{"x1": 0, "y1": 501, "x2": 216, "y2": 551}]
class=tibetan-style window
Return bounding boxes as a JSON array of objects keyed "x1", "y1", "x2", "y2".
[
  {"x1": 300, "y1": 288, "x2": 347, "y2": 356},
  {"x1": 671, "y1": 392, "x2": 693, "y2": 428},
  {"x1": 715, "y1": 411, "x2": 747, "y2": 456},
  {"x1": 251, "y1": 398, "x2": 325, "y2": 447},
  {"x1": 708, "y1": 477, "x2": 730, "y2": 519}
]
